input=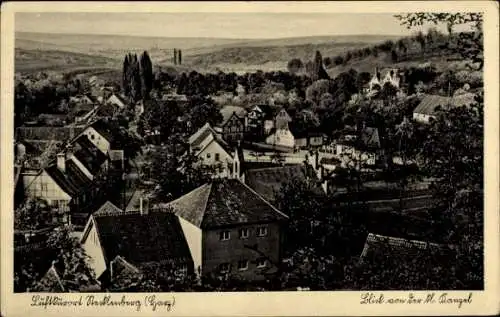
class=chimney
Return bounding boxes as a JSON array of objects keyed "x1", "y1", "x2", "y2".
[
  {"x1": 315, "y1": 151, "x2": 319, "y2": 170},
  {"x1": 56, "y1": 153, "x2": 66, "y2": 172}
]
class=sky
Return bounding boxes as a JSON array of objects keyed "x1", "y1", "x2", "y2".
[{"x1": 14, "y1": 12, "x2": 454, "y2": 39}]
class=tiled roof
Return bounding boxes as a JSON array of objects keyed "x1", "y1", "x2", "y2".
[
  {"x1": 94, "y1": 201, "x2": 124, "y2": 216},
  {"x1": 72, "y1": 135, "x2": 108, "y2": 174},
  {"x1": 31, "y1": 265, "x2": 65, "y2": 292},
  {"x1": 93, "y1": 211, "x2": 192, "y2": 267},
  {"x1": 89, "y1": 119, "x2": 115, "y2": 142},
  {"x1": 413, "y1": 93, "x2": 476, "y2": 117},
  {"x1": 188, "y1": 123, "x2": 217, "y2": 147},
  {"x1": 359, "y1": 233, "x2": 455, "y2": 263},
  {"x1": 45, "y1": 160, "x2": 92, "y2": 196},
  {"x1": 164, "y1": 179, "x2": 288, "y2": 229},
  {"x1": 109, "y1": 255, "x2": 142, "y2": 291},
  {"x1": 413, "y1": 95, "x2": 451, "y2": 116},
  {"x1": 245, "y1": 164, "x2": 321, "y2": 202}
]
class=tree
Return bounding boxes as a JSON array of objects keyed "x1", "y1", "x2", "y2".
[
  {"x1": 30, "y1": 226, "x2": 98, "y2": 292},
  {"x1": 122, "y1": 55, "x2": 130, "y2": 97},
  {"x1": 140, "y1": 51, "x2": 154, "y2": 100},
  {"x1": 178, "y1": 49, "x2": 183, "y2": 65},
  {"x1": 394, "y1": 13, "x2": 483, "y2": 70},
  {"x1": 186, "y1": 96, "x2": 223, "y2": 133},
  {"x1": 14, "y1": 198, "x2": 52, "y2": 231},
  {"x1": 149, "y1": 136, "x2": 216, "y2": 202},
  {"x1": 287, "y1": 58, "x2": 304, "y2": 74},
  {"x1": 310, "y1": 51, "x2": 330, "y2": 81},
  {"x1": 421, "y1": 92, "x2": 483, "y2": 289},
  {"x1": 275, "y1": 176, "x2": 325, "y2": 251}
]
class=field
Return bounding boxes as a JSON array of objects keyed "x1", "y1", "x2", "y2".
[{"x1": 16, "y1": 32, "x2": 405, "y2": 74}]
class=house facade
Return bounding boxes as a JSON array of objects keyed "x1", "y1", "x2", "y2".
[
  {"x1": 221, "y1": 112, "x2": 246, "y2": 144},
  {"x1": 161, "y1": 179, "x2": 288, "y2": 280},
  {"x1": 265, "y1": 128, "x2": 295, "y2": 149}
]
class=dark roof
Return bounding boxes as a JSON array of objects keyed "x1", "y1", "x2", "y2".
[
  {"x1": 413, "y1": 95, "x2": 451, "y2": 116},
  {"x1": 31, "y1": 266, "x2": 65, "y2": 292},
  {"x1": 108, "y1": 93, "x2": 128, "y2": 106},
  {"x1": 84, "y1": 93, "x2": 98, "y2": 103},
  {"x1": 289, "y1": 123, "x2": 323, "y2": 139},
  {"x1": 93, "y1": 211, "x2": 192, "y2": 267},
  {"x1": 245, "y1": 164, "x2": 321, "y2": 202},
  {"x1": 45, "y1": 160, "x2": 92, "y2": 196},
  {"x1": 109, "y1": 255, "x2": 142, "y2": 291},
  {"x1": 359, "y1": 233, "x2": 456, "y2": 263},
  {"x1": 89, "y1": 119, "x2": 115, "y2": 142},
  {"x1": 72, "y1": 135, "x2": 108, "y2": 174},
  {"x1": 254, "y1": 104, "x2": 273, "y2": 116},
  {"x1": 164, "y1": 179, "x2": 288, "y2": 229},
  {"x1": 220, "y1": 106, "x2": 247, "y2": 126},
  {"x1": 188, "y1": 123, "x2": 217, "y2": 148}
]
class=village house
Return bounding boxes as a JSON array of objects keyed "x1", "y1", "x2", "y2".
[
  {"x1": 265, "y1": 127, "x2": 295, "y2": 149},
  {"x1": 217, "y1": 105, "x2": 247, "y2": 144},
  {"x1": 157, "y1": 178, "x2": 289, "y2": 280},
  {"x1": 105, "y1": 93, "x2": 128, "y2": 110},
  {"x1": 366, "y1": 67, "x2": 402, "y2": 95},
  {"x1": 21, "y1": 129, "x2": 115, "y2": 226},
  {"x1": 289, "y1": 124, "x2": 326, "y2": 149},
  {"x1": 80, "y1": 201, "x2": 193, "y2": 288},
  {"x1": 69, "y1": 93, "x2": 98, "y2": 105},
  {"x1": 188, "y1": 123, "x2": 244, "y2": 179},
  {"x1": 246, "y1": 105, "x2": 292, "y2": 138},
  {"x1": 334, "y1": 126, "x2": 382, "y2": 167},
  {"x1": 413, "y1": 92, "x2": 476, "y2": 124}
]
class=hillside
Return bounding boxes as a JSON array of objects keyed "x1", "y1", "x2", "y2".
[
  {"x1": 15, "y1": 48, "x2": 119, "y2": 73},
  {"x1": 16, "y1": 32, "x2": 404, "y2": 73}
]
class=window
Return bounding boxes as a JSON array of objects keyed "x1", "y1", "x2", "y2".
[
  {"x1": 257, "y1": 258, "x2": 267, "y2": 268},
  {"x1": 215, "y1": 153, "x2": 220, "y2": 161},
  {"x1": 239, "y1": 228, "x2": 249, "y2": 239},
  {"x1": 90, "y1": 134, "x2": 95, "y2": 140},
  {"x1": 256, "y1": 226, "x2": 268, "y2": 237},
  {"x1": 219, "y1": 263, "x2": 230, "y2": 273},
  {"x1": 41, "y1": 183, "x2": 48, "y2": 192},
  {"x1": 219, "y1": 231, "x2": 230, "y2": 241},
  {"x1": 206, "y1": 153, "x2": 211, "y2": 159},
  {"x1": 238, "y1": 260, "x2": 248, "y2": 271}
]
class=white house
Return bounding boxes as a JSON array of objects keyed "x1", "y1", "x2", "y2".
[
  {"x1": 188, "y1": 123, "x2": 244, "y2": 179},
  {"x1": 413, "y1": 93, "x2": 476, "y2": 124},
  {"x1": 105, "y1": 93, "x2": 128, "y2": 110},
  {"x1": 265, "y1": 128, "x2": 295, "y2": 149}
]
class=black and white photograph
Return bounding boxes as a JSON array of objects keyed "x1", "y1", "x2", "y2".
[{"x1": 5, "y1": 2, "x2": 495, "y2": 305}]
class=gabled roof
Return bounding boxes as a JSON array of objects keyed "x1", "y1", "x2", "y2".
[
  {"x1": 164, "y1": 178, "x2": 288, "y2": 229},
  {"x1": 31, "y1": 265, "x2": 65, "y2": 292},
  {"x1": 45, "y1": 159, "x2": 92, "y2": 197},
  {"x1": 72, "y1": 135, "x2": 108, "y2": 174},
  {"x1": 93, "y1": 201, "x2": 123, "y2": 216},
  {"x1": 107, "y1": 93, "x2": 128, "y2": 106},
  {"x1": 220, "y1": 106, "x2": 247, "y2": 126},
  {"x1": 413, "y1": 95, "x2": 452, "y2": 116},
  {"x1": 109, "y1": 255, "x2": 142, "y2": 291},
  {"x1": 188, "y1": 123, "x2": 217, "y2": 147},
  {"x1": 89, "y1": 119, "x2": 115, "y2": 142},
  {"x1": 92, "y1": 210, "x2": 192, "y2": 267}
]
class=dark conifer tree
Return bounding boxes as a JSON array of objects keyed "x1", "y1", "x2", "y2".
[
  {"x1": 311, "y1": 51, "x2": 330, "y2": 81},
  {"x1": 140, "y1": 51, "x2": 153, "y2": 99},
  {"x1": 122, "y1": 55, "x2": 130, "y2": 97},
  {"x1": 174, "y1": 49, "x2": 178, "y2": 65},
  {"x1": 178, "y1": 49, "x2": 182, "y2": 65}
]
